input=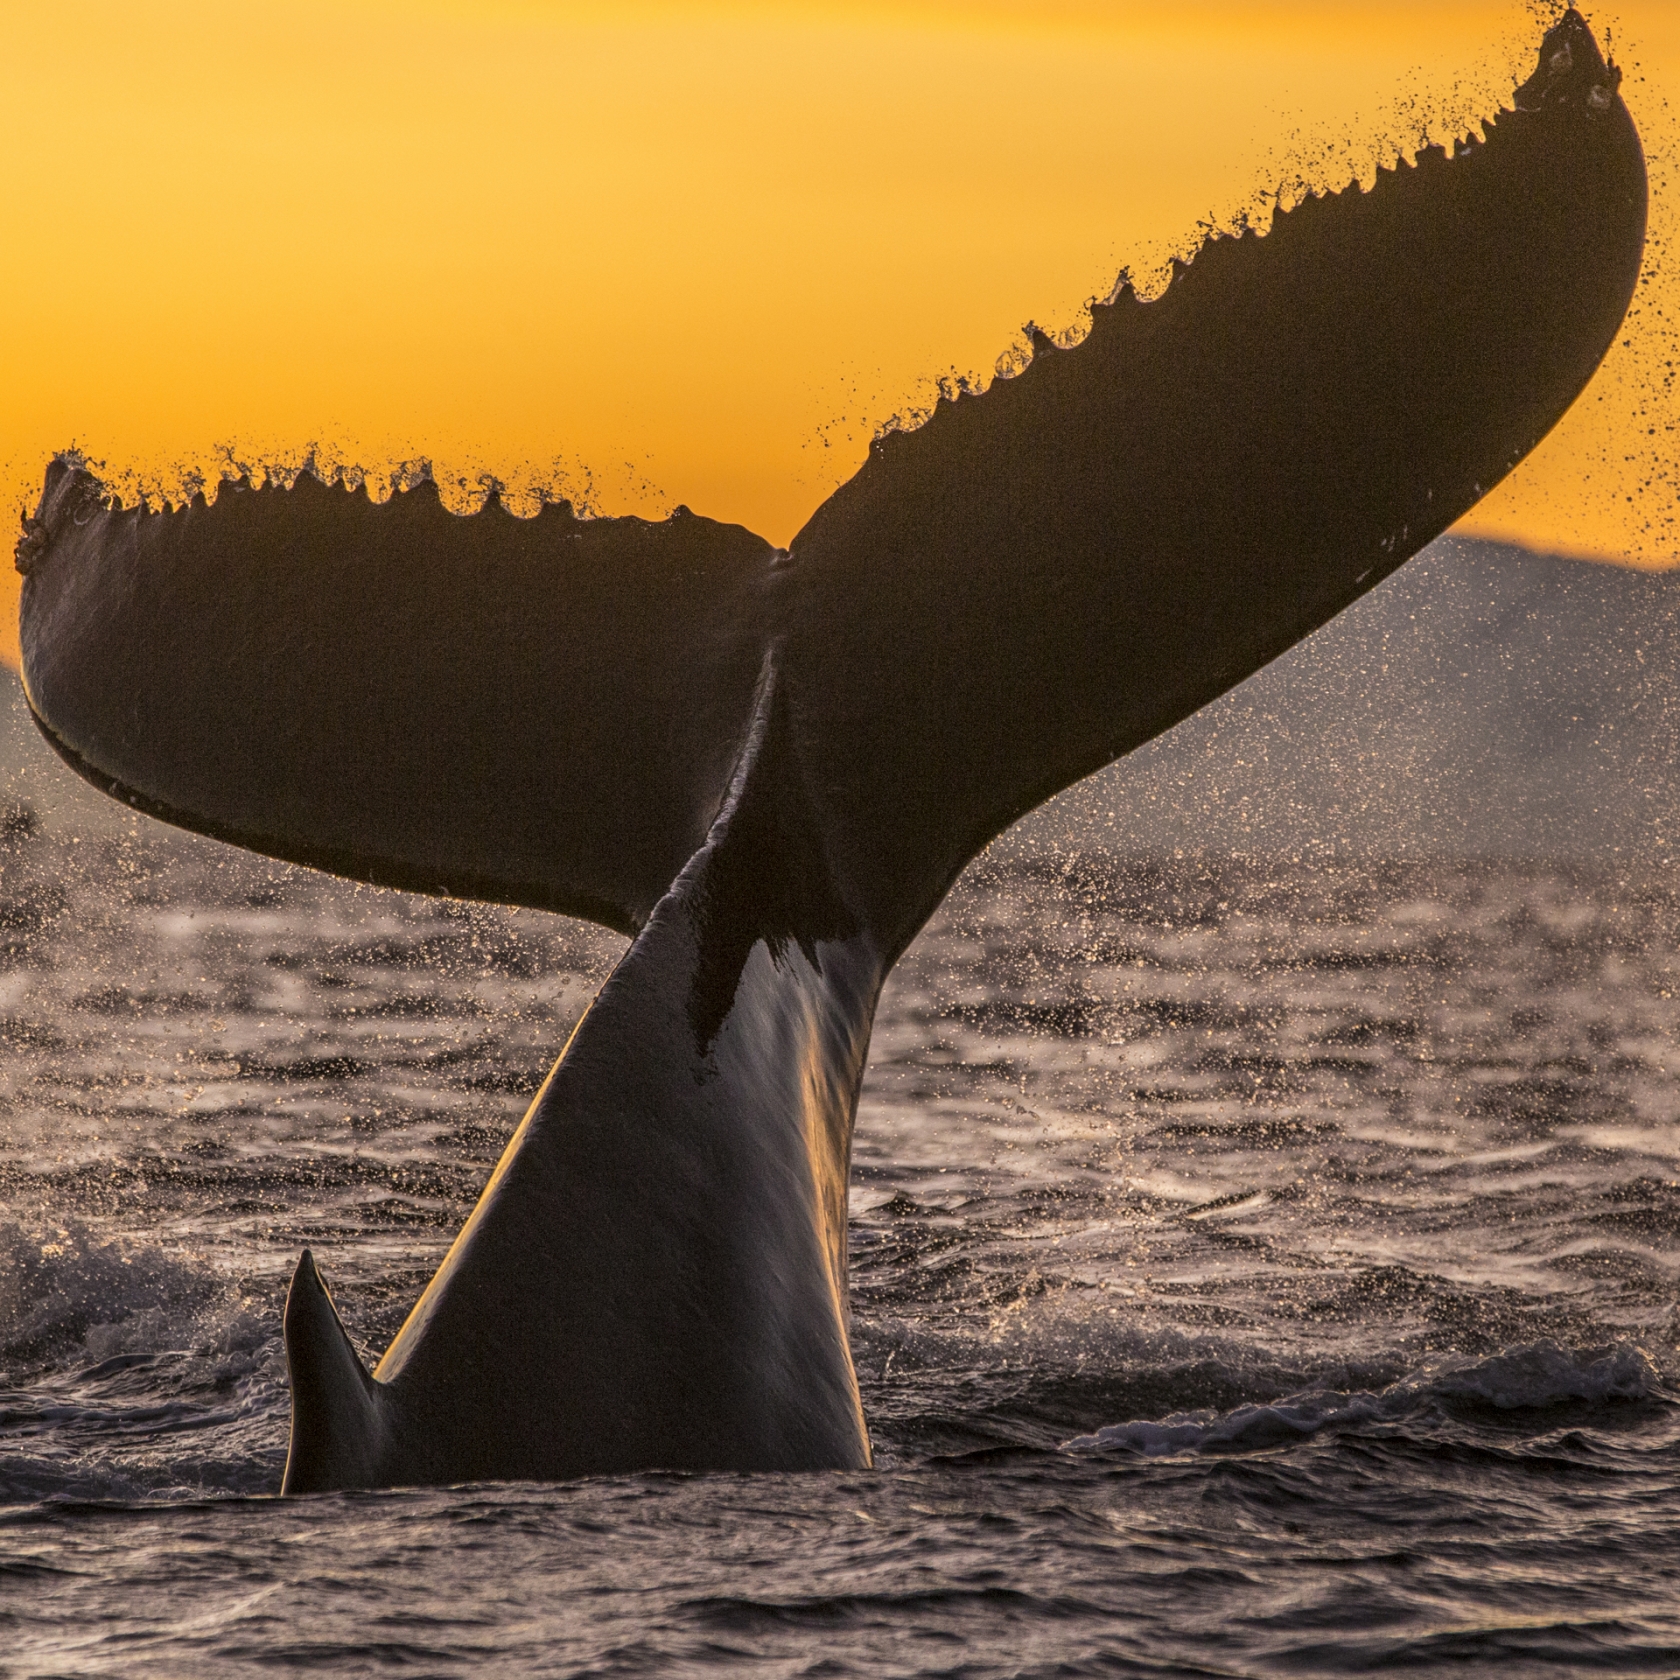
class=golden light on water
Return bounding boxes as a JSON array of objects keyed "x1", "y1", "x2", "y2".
[{"x1": 1, "y1": 2, "x2": 1674, "y2": 668}]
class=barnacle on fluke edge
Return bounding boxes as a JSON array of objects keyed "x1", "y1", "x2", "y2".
[{"x1": 14, "y1": 11, "x2": 1647, "y2": 1490}]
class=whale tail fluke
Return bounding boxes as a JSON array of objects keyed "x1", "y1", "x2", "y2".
[
  {"x1": 281, "y1": 1250, "x2": 387, "y2": 1494},
  {"x1": 12, "y1": 14, "x2": 1646, "y2": 973}
]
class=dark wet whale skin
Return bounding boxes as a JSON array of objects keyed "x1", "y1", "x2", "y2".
[
  {"x1": 15, "y1": 13, "x2": 1647, "y2": 1488},
  {"x1": 283, "y1": 662, "x2": 885, "y2": 1485}
]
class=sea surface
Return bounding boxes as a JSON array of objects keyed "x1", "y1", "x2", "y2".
[{"x1": 0, "y1": 819, "x2": 1677, "y2": 1676}]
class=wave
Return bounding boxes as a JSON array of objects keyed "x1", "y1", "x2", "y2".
[
  {"x1": 0, "y1": 1220, "x2": 279, "y2": 1382},
  {"x1": 1062, "y1": 1340, "x2": 1670, "y2": 1457},
  {"x1": 0, "y1": 1223, "x2": 286, "y2": 1502}
]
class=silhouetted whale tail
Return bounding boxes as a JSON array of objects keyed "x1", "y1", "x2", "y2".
[
  {"x1": 287, "y1": 658, "x2": 879, "y2": 1488},
  {"x1": 15, "y1": 12, "x2": 1646, "y2": 1490}
]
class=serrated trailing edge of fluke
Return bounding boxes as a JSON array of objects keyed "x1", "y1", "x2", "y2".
[
  {"x1": 17, "y1": 14, "x2": 1625, "y2": 556},
  {"x1": 14, "y1": 455, "x2": 596, "y2": 580},
  {"x1": 869, "y1": 6, "x2": 1625, "y2": 445}
]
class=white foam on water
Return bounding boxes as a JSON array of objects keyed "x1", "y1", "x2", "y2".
[
  {"x1": 0, "y1": 1220, "x2": 260, "y2": 1373},
  {"x1": 1062, "y1": 1340, "x2": 1668, "y2": 1456},
  {"x1": 0, "y1": 1223, "x2": 286, "y2": 1502}
]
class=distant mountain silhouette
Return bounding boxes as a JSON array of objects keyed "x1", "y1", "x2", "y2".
[
  {"x1": 1018, "y1": 536, "x2": 1680, "y2": 863},
  {"x1": 7, "y1": 535, "x2": 1677, "y2": 865}
]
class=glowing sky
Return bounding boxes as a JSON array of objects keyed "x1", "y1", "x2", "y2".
[{"x1": 1, "y1": 2, "x2": 1674, "y2": 667}]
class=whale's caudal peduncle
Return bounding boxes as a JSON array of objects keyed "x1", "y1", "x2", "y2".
[{"x1": 14, "y1": 13, "x2": 1646, "y2": 1490}]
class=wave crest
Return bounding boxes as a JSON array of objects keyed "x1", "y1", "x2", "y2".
[{"x1": 1063, "y1": 1341, "x2": 1669, "y2": 1457}]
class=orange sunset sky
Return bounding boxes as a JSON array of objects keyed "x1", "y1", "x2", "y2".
[{"x1": 1, "y1": 1, "x2": 1675, "y2": 669}]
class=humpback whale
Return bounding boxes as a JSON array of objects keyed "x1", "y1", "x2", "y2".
[{"x1": 14, "y1": 13, "x2": 1646, "y2": 1491}]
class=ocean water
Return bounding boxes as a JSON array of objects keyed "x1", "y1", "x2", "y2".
[{"x1": 1, "y1": 820, "x2": 1678, "y2": 1676}]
